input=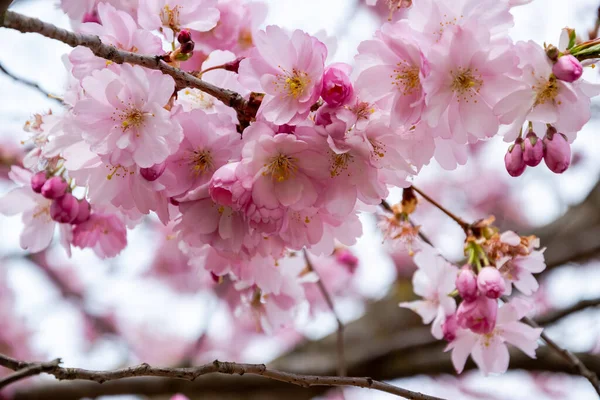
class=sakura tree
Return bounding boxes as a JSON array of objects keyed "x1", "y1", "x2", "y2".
[{"x1": 1, "y1": 0, "x2": 600, "y2": 399}]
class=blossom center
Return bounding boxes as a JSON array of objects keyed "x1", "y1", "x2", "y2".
[
  {"x1": 369, "y1": 139, "x2": 386, "y2": 159},
  {"x1": 160, "y1": 5, "x2": 181, "y2": 31},
  {"x1": 451, "y1": 68, "x2": 482, "y2": 97},
  {"x1": 32, "y1": 203, "x2": 51, "y2": 222},
  {"x1": 392, "y1": 63, "x2": 420, "y2": 95},
  {"x1": 264, "y1": 154, "x2": 297, "y2": 182},
  {"x1": 105, "y1": 164, "x2": 134, "y2": 180},
  {"x1": 188, "y1": 149, "x2": 213, "y2": 176},
  {"x1": 533, "y1": 76, "x2": 559, "y2": 106},
  {"x1": 348, "y1": 101, "x2": 375, "y2": 120},
  {"x1": 330, "y1": 152, "x2": 353, "y2": 177},
  {"x1": 238, "y1": 29, "x2": 253, "y2": 50},
  {"x1": 275, "y1": 68, "x2": 311, "y2": 99}
]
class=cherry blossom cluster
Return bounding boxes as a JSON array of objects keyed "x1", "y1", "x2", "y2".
[{"x1": 0, "y1": 0, "x2": 598, "y2": 375}]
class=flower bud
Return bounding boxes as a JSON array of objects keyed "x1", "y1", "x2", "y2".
[
  {"x1": 50, "y1": 193, "x2": 80, "y2": 224},
  {"x1": 321, "y1": 64, "x2": 354, "y2": 107},
  {"x1": 456, "y1": 295, "x2": 497, "y2": 334},
  {"x1": 543, "y1": 127, "x2": 571, "y2": 174},
  {"x1": 41, "y1": 177, "x2": 68, "y2": 199},
  {"x1": 180, "y1": 40, "x2": 195, "y2": 54},
  {"x1": 140, "y1": 162, "x2": 166, "y2": 181},
  {"x1": 73, "y1": 198, "x2": 91, "y2": 224},
  {"x1": 82, "y1": 11, "x2": 101, "y2": 24},
  {"x1": 224, "y1": 57, "x2": 245, "y2": 74},
  {"x1": 177, "y1": 29, "x2": 192, "y2": 44},
  {"x1": 456, "y1": 267, "x2": 478, "y2": 302},
  {"x1": 523, "y1": 131, "x2": 543, "y2": 167},
  {"x1": 552, "y1": 55, "x2": 583, "y2": 83},
  {"x1": 504, "y1": 139, "x2": 526, "y2": 177},
  {"x1": 209, "y1": 163, "x2": 238, "y2": 207},
  {"x1": 30, "y1": 172, "x2": 47, "y2": 193},
  {"x1": 442, "y1": 314, "x2": 458, "y2": 342},
  {"x1": 335, "y1": 248, "x2": 359, "y2": 273},
  {"x1": 477, "y1": 267, "x2": 506, "y2": 299}
]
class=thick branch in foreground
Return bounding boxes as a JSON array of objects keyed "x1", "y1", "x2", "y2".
[
  {"x1": 1, "y1": 11, "x2": 258, "y2": 128},
  {"x1": 0, "y1": 354, "x2": 444, "y2": 400}
]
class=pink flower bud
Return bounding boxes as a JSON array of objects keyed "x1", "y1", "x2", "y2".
[
  {"x1": 335, "y1": 248, "x2": 359, "y2": 273},
  {"x1": 523, "y1": 131, "x2": 543, "y2": 167},
  {"x1": 209, "y1": 163, "x2": 238, "y2": 207},
  {"x1": 73, "y1": 198, "x2": 91, "y2": 224},
  {"x1": 552, "y1": 55, "x2": 583, "y2": 83},
  {"x1": 224, "y1": 57, "x2": 245, "y2": 74},
  {"x1": 140, "y1": 162, "x2": 166, "y2": 181},
  {"x1": 180, "y1": 40, "x2": 195, "y2": 54},
  {"x1": 477, "y1": 267, "x2": 506, "y2": 299},
  {"x1": 442, "y1": 314, "x2": 458, "y2": 342},
  {"x1": 456, "y1": 295, "x2": 497, "y2": 334},
  {"x1": 456, "y1": 267, "x2": 478, "y2": 302},
  {"x1": 30, "y1": 172, "x2": 47, "y2": 193},
  {"x1": 177, "y1": 29, "x2": 192, "y2": 44},
  {"x1": 50, "y1": 193, "x2": 80, "y2": 224},
  {"x1": 321, "y1": 64, "x2": 354, "y2": 107},
  {"x1": 504, "y1": 139, "x2": 526, "y2": 177},
  {"x1": 82, "y1": 11, "x2": 101, "y2": 24},
  {"x1": 41, "y1": 177, "x2": 68, "y2": 199},
  {"x1": 543, "y1": 127, "x2": 571, "y2": 174}
]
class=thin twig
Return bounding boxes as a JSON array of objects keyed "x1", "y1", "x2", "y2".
[
  {"x1": 0, "y1": 358, "x2": 61, "y2": 389},
  {"x1": 304, "y1": 250, "x2": 346, "y2": 377},
  {"x1": 536, "y1": 298, "x2": 600, "y2": 326},
  {"x1": 0, "y1": 353, "x2": 444, "y2": 400},
  {"x1": 0, "y1": 62, "x2": 62, "y2": 103},
  {"x1": 1, "y1": 11, "x2": 258, "y2": 127},
  {"x1": 379, "y1": 200, "x2": 434, "y2": 247},
  {"x1": 501, "y1": 296, "x2": 600, "y2": 395},
  {"x1": 410, "y1": 186, "x2": 470, "y2": 233}
]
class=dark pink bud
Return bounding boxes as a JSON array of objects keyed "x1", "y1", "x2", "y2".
[
  {"x1": 552, "y1": 55, "x2": 583, "y2": 83},
  {"x1": 73, "y1": 198, "x2": 91, "y2": 224},
  {"x1": 321, "y1": 64, "x2": 354, "y2": 107},
  {"x1": 456, "y1": 267, "x2": 478, "y2": 302},
  {"x1": 477, "y1": 267, "x2": 505, "y2": 299},
  {"x1": 50, "y1": 193, "x2": 80, "y2": 224},
  {"x1": 543, "y1": 127, "x2": 571, "y2": 174},
  {"x1": 442, "y1": 314, "x2": 458, "y2": 342},
  {"x1": 41, "y1": 177, "x2": 68, "y2": 199},
  {"x1": 224, "y1": 57, "x2": 245, "y2": 74},
  {"x1": 82, "y1": 11, "x2": 101, "y2": 24},
  {"x1": 30, "y1": 172, "x2": 47, "y2": 193},
  {"x1": 140, "y1": 162, "x2": 166, "y2": 181},
  {"x1": 180, "y1": 40, "x2": 195, "y2": 54},
  {"x1": 177, "y1": 29, "x2": 192, "y2": 44},
  {"x1": 169, "y1": 197, "x2": 180, "y2": 206},
  {"x1": 504, "y1": 139, "x2": 526, "y2": 177},
  {"x1": 335, "y1": 248, "x2": 359, "y2": 273},
  {"x1": 523, "y1": 131, "x2": 543, "y2": 167},
  {"x1": 456, "y1": 295, "x2": 497, "y2": 334}
]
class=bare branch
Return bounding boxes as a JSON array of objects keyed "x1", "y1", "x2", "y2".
[
  {"x1": 0, "y1": 359, "x2": 61, "y2": 390},
  {"x1": 0, "y1": 353, "x2": 444, "y2": 400},
  {"x1": 1, "y1": 11, "x2": 259, "y2": 128},
  {"x1": 304, "y1": 250, "x2": 346, "y2": 377},
  {"x1": 537, "y1": 298, "x2": 600, "y2": 326},
  {"x1": 0, "y1": 62, "x2": 62, "y2": 104}
]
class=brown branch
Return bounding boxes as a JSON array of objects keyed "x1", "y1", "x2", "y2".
[
  {"x1": 0, "y1": 359, "x2": 61, "y2": 389},
  {"x1": 0, "y1": 353, "x2": 444, "y2": 400},
  {"x1": 1, "y1": 11, "x2": 258, "y2": 128},
  {"x1": 0, "y1": 62, "x2": 62, "y2": 103},
  {"x1": 304, "y1": 250, "x2": 346, "y2": 377},
  {"x1": 410, "y1": 186, "x2": 470, "y2": 233},
  {"x1": 537, "y1": 298, "x2": 600, "y2": 326}
]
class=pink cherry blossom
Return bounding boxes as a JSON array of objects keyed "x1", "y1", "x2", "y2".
[
  {"x1": 138, "y1": 0, "x2": 220, "y2": 39},
  {"x1": 456, "y1": 295, "x2": 498, "y2": 334},
  {"x1": 238, "y1": 26, "x2": 327, "y2": 125},
  {"x1": 497, "y1": 250, "x2": 546, "y2": 296},
  {"x1": 73, "y1": 64, "x2": 182, "y2": 168},
  {"x1": 446, "y1": 299, "x2": 543, "y2": 375},
  {"x1": 72, "y1": 211, "x2": 128, "y2": 258},
  {"x1": 400, "y1": 245, "x2": 458, "y2": 339}
]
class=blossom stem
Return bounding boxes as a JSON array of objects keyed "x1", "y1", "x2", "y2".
[
  {"x1": 304, "y1": 250, "x2": 347, "y2": 377},
  {"x1": 410, "y1": 186, "x2": 470, "y2": 233},
  {"x1": 0, "y1": 353, "x2": 445, "y2": 400}
]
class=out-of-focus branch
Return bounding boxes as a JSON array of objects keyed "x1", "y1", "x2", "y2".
[
  {"x1": 0, "y1": 353, "x2": 445, "y2": 400},
  {"x1": 1, "y1": 11, "x2": 259, "y2": 129},
  {"x1": 0, "y1": 62, "x2": 62, "y2": 103},
  {"x1": 304, "y1": 250, "x2": 346, "y2": 377},
  {"x1": 0, "y1": 358, "x2": 60, "y2": 389},
  {"x1": 537, "y1": 297, "x2": 600, "y2": 326}
]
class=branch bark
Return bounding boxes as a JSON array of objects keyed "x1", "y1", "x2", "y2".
[
  {"x1": 0, "y1": 11, "x2": 258, "y2": 128},
  {"x1": 0, "y1": 353, "x2": 444, "y2": 400}
]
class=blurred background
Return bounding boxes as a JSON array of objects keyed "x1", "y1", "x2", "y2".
[{"x1": 1, "y1": 0, "x2": 600, "y2": 399}]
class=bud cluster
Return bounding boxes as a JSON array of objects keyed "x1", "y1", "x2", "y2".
[{"x1": 31, "y1": 173, "x2": 91, "y2": 225}]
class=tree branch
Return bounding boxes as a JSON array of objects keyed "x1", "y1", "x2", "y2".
[
  {"x1": 304, "y1": 250, "x2": 347, "y2": 377},
  {"x1": 537, "y1": 297, "x2": 600, "y2": 326},
  {"x1": 0, "y1": 353, "x2": 444, "y2": 400},
  {"x1": 1, "y1": 11, "x2": 258, "y2": 128},
  {"x1": 0, "y1": 61, "x2": 62, "y2": 103},
  {"x1": 0, "y1": 358, "x2": 61, "y2": 389}
]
